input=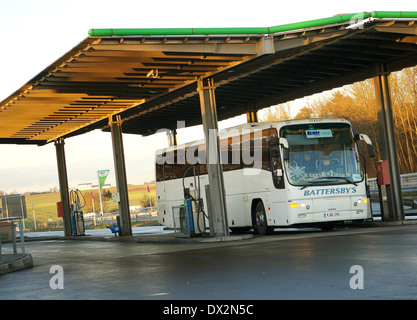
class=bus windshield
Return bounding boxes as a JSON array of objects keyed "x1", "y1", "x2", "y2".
[{"x1": 281, "y1": 122, "x2": 363, "y2": 187}]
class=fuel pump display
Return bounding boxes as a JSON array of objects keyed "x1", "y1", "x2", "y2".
[{"x1": 70, "y1": 189, "x2": 86, "y2": 236}]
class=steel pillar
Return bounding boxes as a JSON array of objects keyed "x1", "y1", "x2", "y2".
[
  {"x1": 54, "y1": 138, "x2": 72, "y2": 236},
  {"x1": 374, "y1": 64, "x2": 405, "y2": 221},
  {"x1": 109, "y1": 115, "x2": 132, "y2": 236},
  {"x1": 198, "y1": 78, "x2": 229, "y2": 237},
  {"x1": 167, "y1": 129, "x2": 177, "y2": 146},
  {"x1": 246, "y1": 108, "x2": 258, "y2": 123}
]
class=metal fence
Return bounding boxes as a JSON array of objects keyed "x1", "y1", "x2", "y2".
[
  {"x1": 33, "y1": 206, "x2": 159, "y2": 229},
  {"x1": 83, "y1": 209, "x2": 158, "y2": 227},
  {"x1": 368, "y1": 173, "x2": 417, "y2": 193},
  {"x1": 0, "y1": 217, "x2": 26, "y2": 263}
]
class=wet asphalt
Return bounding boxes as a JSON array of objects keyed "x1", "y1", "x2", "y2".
[{"x1": 1, "y1": 223, "x2": 417, "y2": 300}]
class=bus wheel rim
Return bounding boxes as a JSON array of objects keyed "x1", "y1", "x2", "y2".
[{"x1": 256, "y1": 210, "x2": 265, "y2": 228}]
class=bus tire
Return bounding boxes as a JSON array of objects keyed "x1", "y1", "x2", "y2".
[{"x1": 253, "y1": 201, "x2": 272, "y2": 235}]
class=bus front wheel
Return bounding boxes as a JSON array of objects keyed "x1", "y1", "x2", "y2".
[{"x1": 253, "y1": 201, "x2": 272, "y2": 235}]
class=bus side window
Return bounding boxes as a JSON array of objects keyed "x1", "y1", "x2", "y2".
[
  {"x1": 270, "y1": 145, "x2": 284, "y2": 189},
  {"x1": 155, "y1": 153, "x2": 165, "y2": 182}
]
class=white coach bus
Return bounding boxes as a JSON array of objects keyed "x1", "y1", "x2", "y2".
[{"x1": 155, "y1": 118, "x2": 373, "y2": 235}]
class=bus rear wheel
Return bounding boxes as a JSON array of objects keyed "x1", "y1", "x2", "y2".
[{"x1": 253, "y1": 201, "x2": 272, "y2": 235}]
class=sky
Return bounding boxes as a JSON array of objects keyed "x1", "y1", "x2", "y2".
[{"x1": 0, "y1": 0, "x2": 416, "y2": 194}]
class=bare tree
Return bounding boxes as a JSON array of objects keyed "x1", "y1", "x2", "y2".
[{"x1": 258, "y1": 66, "x2": 417, "y2": 177}]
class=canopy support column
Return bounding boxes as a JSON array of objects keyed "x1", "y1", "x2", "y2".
[
  {"x1": 246, "y1": 105, "x2": 258, "y2": 123},
  {"x1": 374, "y1": 64, "x2": 404, "y2": 221},
  {"x1": 198, "y1": 78, "x2": 229, "y2": 237},
  {"x1": 54, "y1": 138, "x2": 72, "y2": 236},
  {"x1": 167, "y1": 129, "x2": 177, "y2": 146},
  {"x1": 110, "y1": 115, "x2": 132, "y2": 236}
]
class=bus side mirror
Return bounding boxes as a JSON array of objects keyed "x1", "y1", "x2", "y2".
[
  {"x1": 279, "y1": 138, "x2": 289, "y2": 161},
  {"x1": 367, "y1": 144, "x2": 374, "y2": 158},
  {"x1": 355, "y1": 133, "x2": 374, "y2": 158},
  {"x1": 282, "y1": 148, "x2": 289, "y2": 161}
]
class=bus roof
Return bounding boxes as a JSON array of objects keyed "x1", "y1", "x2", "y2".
[{"x1": 155, "y1": 118, "x2": 352, "y2": 154}]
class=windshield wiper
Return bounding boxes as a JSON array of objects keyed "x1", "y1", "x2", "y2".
[
  {"x1": 325, "y1": 176, "x2": 358, "y2": 186},
  {"x1": 300, "y1": 180, "x2": 329, "y2": 190},
  {"x1": 300, "y1": 176, "x2": 358, "y2": 190}
]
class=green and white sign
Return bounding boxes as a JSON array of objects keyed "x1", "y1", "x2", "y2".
[
  {"x1": 97, "y1": 169, "x2": 109, "y2": 215},
  {"x1": 98, "y1": 170, "x2": 109, "y2": 189}
]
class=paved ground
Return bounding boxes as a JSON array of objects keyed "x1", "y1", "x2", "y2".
[{"x1": 1, "y1": 223, "x2": 417, "y2": 300}]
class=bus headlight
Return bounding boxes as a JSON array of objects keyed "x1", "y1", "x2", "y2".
[
  {"x1": 354, "y1": 199, "x2": 368, "y2": 206},
  {"x1": 290, "y1": 202, "x2": 310, "y2": 210}
]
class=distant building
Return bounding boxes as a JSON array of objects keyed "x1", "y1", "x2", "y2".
[
  {"x1": 78, "y1": 183, "x2": 93, "y2": 190},
  {"x1": 77, "y1": 183, "x2": 110, "y2": 190}
]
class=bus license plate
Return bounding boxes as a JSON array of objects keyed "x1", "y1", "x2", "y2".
[{"x1": 324, "y1": 212, "x2": 340, "y2": 218}]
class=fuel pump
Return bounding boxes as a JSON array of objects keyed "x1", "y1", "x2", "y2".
[
  {"x1": 182, "y1": 165, "x2": 207, "y2": 236},
  {"x1": 70, "y1": 189, "x2": 85, "y2": 236}
]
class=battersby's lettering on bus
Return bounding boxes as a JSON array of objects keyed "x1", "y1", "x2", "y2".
[{"x1": 304, "y1": 187, "x2": 357, "y2": 196}]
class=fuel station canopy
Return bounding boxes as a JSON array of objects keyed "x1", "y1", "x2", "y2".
[{"x1": 1, "y1": 11, "x2": 417, "y2": 146}]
